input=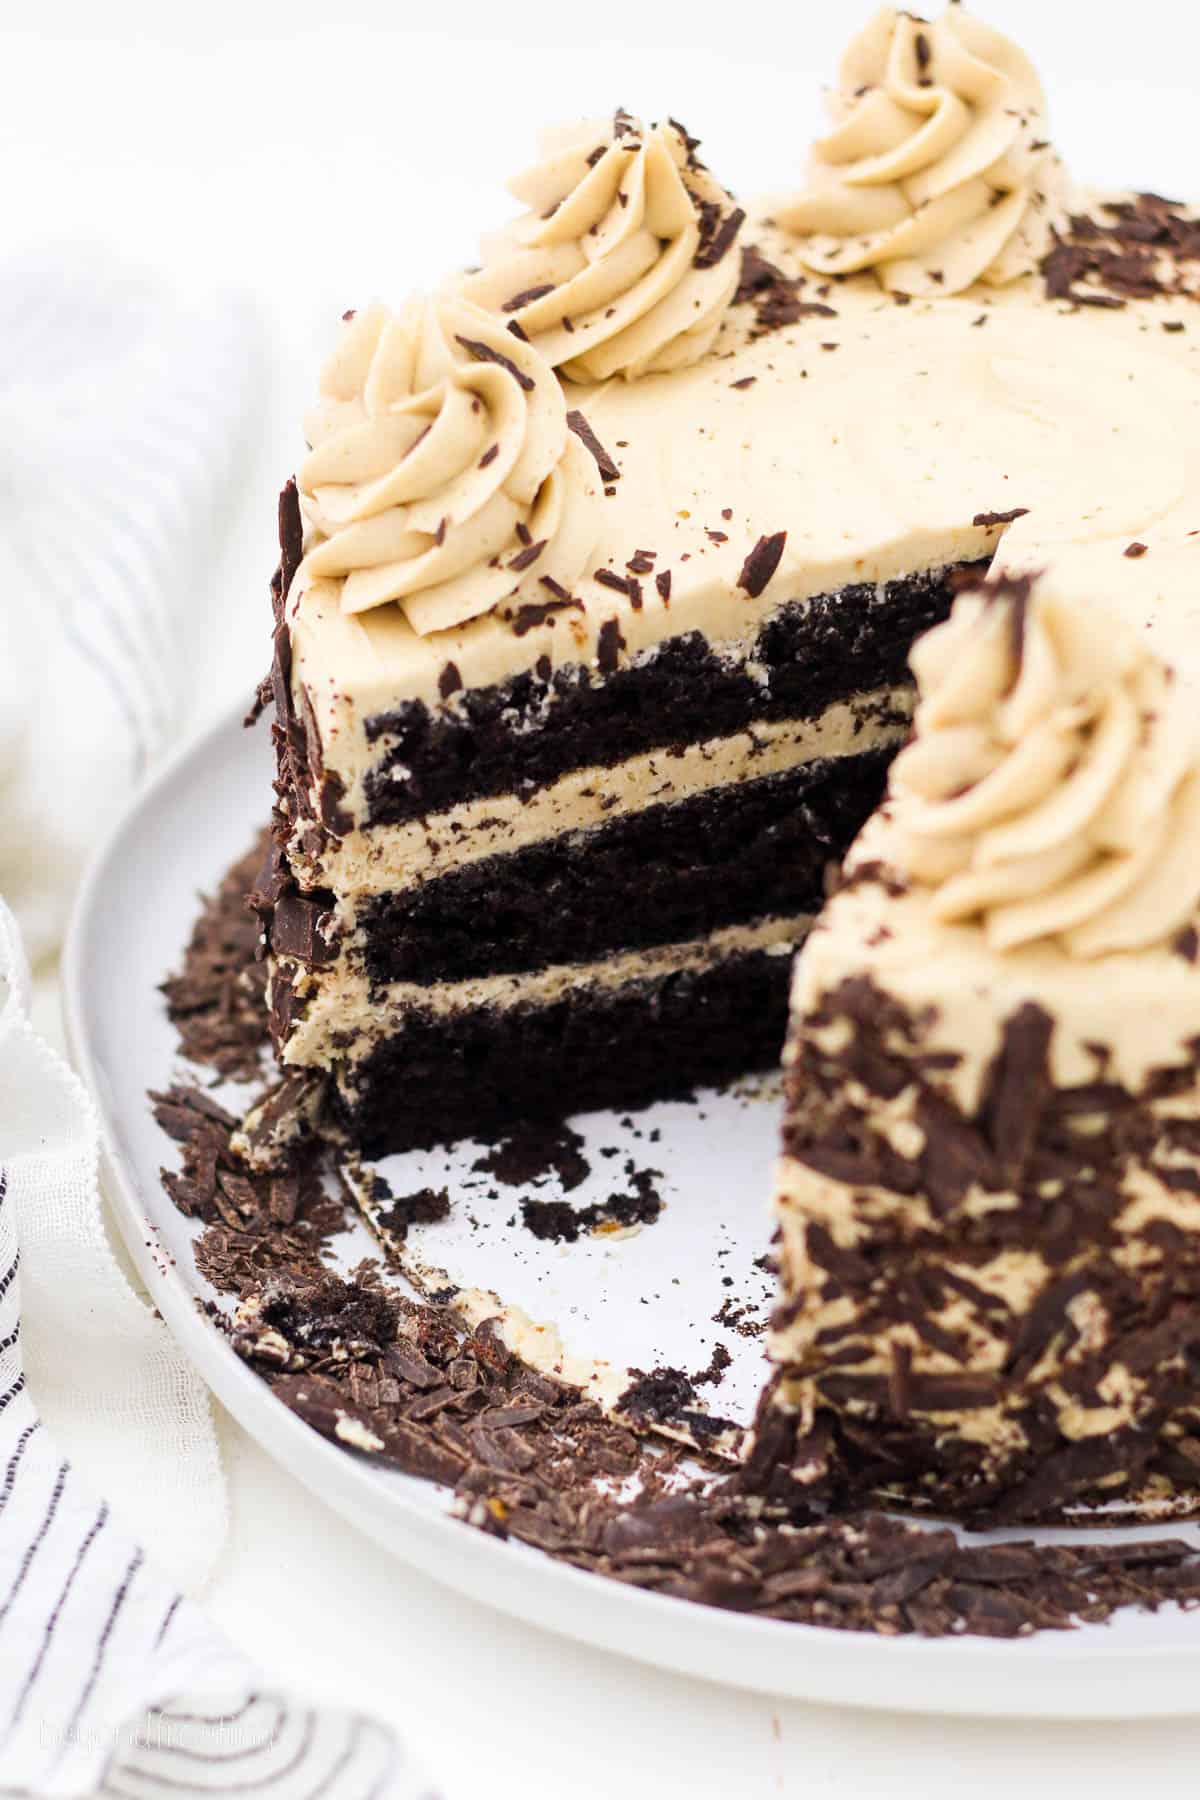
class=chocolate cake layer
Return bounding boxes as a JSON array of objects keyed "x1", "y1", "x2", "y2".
[
  {"x1": 333, "y1": 944, "x2": 792, "y2": 1156},
  {"x1": 356, "y1": 747, "x2": 893, "y2": 987},
  {"x1": 357, "y1": 564, "x2": 979, "y2": 828}
]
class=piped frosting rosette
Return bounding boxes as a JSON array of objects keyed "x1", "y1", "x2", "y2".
[
  {"x1": 458, "y1": 111, "x2": 745, "y2": 383},
  {"x1": 889, "y1": 574, "x2": 1200, "y2": 958},
  {"x1": 776, "y1": 6, "x2": 1069, "y2": 297},
  {"x1": 297, "y1": 297, "x2": 598, "y2": 635}
]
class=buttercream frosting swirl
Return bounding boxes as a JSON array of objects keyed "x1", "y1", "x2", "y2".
[
  {"x1": 776, "y1": 5, "x2": 1068, "y2": 297},
  {"x1": 458, "y1": 111, "x2": 744, "y2": 383},
  {"x1": 889, "y1": 574, "x2": 1200, "y2": 957},
  {"x1": 298, "y1": 297, "x2": 598, "y2": 635}
]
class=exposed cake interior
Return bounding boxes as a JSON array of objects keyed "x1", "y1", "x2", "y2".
[
  {"x1": 254, "y1": 12, "x2": 1200, "y2": 1170},
  {"x1": 263, "y1": 266, "x2": 1200, "y2": 1154}
]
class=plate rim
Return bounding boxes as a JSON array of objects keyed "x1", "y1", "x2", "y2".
[{"x1": 58, "y1": 696, "x2": 1200, "y2": 1720}]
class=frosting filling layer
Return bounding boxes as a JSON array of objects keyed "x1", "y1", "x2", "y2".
[
  {"x1": 278, "y1": 913, "x2": 808, "y2": 1074},
  {"x1": 296, "y1": 687, "x2": 911, "y2": 896},
  {"x1": 326, "y1": 939, "x2": 795, "y2": 1159},
  {"x1": 345, "y1": 565, "x2": 964, "y2": 831},
  {"x1": 345, "y1": 745, "x2": 893, "y2": 987}
]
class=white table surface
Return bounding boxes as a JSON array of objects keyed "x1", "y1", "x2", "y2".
[{"x1": 15, "y1": 2, "x2": 1200, "y2": 1791}]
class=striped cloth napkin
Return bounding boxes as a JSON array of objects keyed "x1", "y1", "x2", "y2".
[{"x1": 0, "y1": 256, "x2": 436, "y2": 1798}]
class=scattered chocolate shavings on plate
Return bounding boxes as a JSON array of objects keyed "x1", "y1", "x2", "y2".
[
  {"x1": 159, "y1": 831, "x2": 272, "y2": 1082},
  {"x1": 148, "y1": 835, "x2": 1200, "y2": 1641}
]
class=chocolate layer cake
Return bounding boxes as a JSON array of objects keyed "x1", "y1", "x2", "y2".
[
  {"x1": 762, "y1": 570, "x2": 1200, "y2": 1520},
  {"x1": 254, "y1": 3, "x2": 1200, "y2": 1191}
]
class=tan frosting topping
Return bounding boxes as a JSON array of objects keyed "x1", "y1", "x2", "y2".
[
  {"x1": 776, "y1": 5, "x2": 1068, "y2": 296},
  {"x1": 298, "y1": 297, "x2": 598, "y2": 634},
  {"x1": 458, "y1": 112, "x2": 744, "y2": 383},
  {"x1": 890, "y1": 574, "x2": 1200, "y2": 957}
]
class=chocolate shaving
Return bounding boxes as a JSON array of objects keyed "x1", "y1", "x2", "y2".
[
  {"x1": 566, "y1": 410, "x2": 621, "y2": 482},
  {"x1": 503, "y1": 284, "x2": 555, "y2": 313},
  {"x1": 597, "y1": 616, "x2": 626, "y2": 675},
  {"x1": 734, "y1": 245, "x2": 838, "y2": 334},
  {"x1": 737, "y1": 531, "x2": 787, "y2": 599},
  {"x1": 1041, "y1": 194, "x2": 1200, "y2": 309},
  {"x1": 159, "y1": 835, "x2": 273, "y2": 1082},
  {"x1": 693, "y1": 206, "x2": 746, "y2": 271},
  {"x1": 454, "y1": 336, "x2": 535, "y2": 391},
  {"x1": 510, "y1": 592, "x2": 581, "y2": 636},
  {"x1": 1173, "y1": 925, "x2": 1199, "y2": 965}
]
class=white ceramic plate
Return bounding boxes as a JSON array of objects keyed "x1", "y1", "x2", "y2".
[{"x1": 63, "y1": 699, "x2": 1200, "y2": 1719}]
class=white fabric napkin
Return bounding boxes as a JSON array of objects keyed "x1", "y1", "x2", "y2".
[
  {"x1": 0, "y1": 252, "x2": 251, "y2": 963},
  {"x1": 0, "y1": 255, "x2": 436, "y2": 1797}
]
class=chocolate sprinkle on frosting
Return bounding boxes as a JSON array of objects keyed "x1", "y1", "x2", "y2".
[
  {"x1": 597, "y1": 616, "x2": 626, "y2": 675},
  {"x1": 594, "y1": 567, "x2": 637, "y2": 597},
  {"x1": 454, "y1": 335, "x2": 535, "y2": 391},
  {"x1": 694, "y1": 205, "x2": 747, "y2": 272},
  {"x1": 566, "y1": 410, "x2": 622, "y2": 483},
  {"x1": 1173, "y1": 925, "x2": 1200, "y2": 964},
  {"x1": 737, "y1": 531, "x2": 787, "y2": 599},
  {"x1": 503, "y1": 284, "x2": 555, "y2": 313},
  {"x1": 510, "y1": 591, "x2": 581, "y2": 635},
  {"x1": 734, "y1": 245, "x2": 838, "y2": 335},
  {"x1": 1041, "y1": 194, "x2": 1200, "y2": 309},
  {"x1": 508, "y1": 538, "x2": 547, "y2": 572}
]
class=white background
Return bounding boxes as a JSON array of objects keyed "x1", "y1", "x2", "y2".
[{"x1": 11, "y1": 2, "x2": 1200, "y2": 1794}]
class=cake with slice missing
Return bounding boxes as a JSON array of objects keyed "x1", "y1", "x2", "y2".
[
  {"x1": 756, "y1": 571, "x2": 1200, "y2": 1521},
  {"x1": 247, "y1": 6, "x2": 1200, "y2": 1517}
]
